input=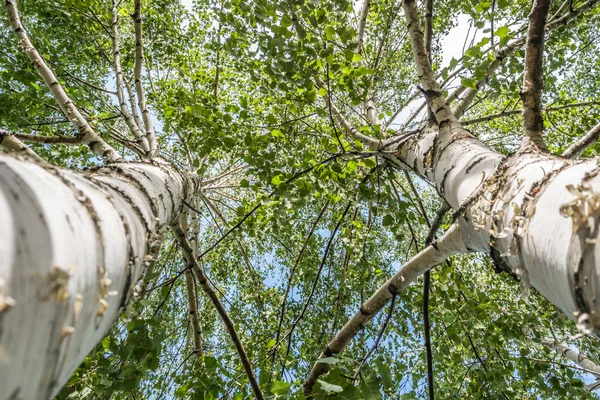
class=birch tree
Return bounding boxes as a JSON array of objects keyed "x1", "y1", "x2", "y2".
[{"x1": 2, "y1": 0, "x2": 600, "y2": 399}]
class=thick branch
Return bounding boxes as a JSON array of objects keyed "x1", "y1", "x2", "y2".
[
  {"x1": 356, "y1": 0, "x2": 370, "y2": 54},
  {"x1": 111, "y1": 1, "x2": 150, "y2": 154},
  {"x1": 4, "y1": 0, "x2": 121, "y2": 162},
  {"x1": 562, "y1": 121, "x2": 600, "y2": 159},
  {"x1": 0, "y1": 130, "x2": 46, "y2": 163},
  {"x1": 402, "y1": 0, "x2": 456, "y2": 127},
  {"x1": 542, "y1": 339, "x2": 600, "y2": 376},
  {"x1": 303, "y1": 223, "x2": 467, "y2": 395},
  {"x1": 173, "y1": 225, "x2": 264, "y2": 400},
  {"x1": 520, "y1": 0, "x2": 551, "y2": 152},
  {"x1": 133, "y1": 0, "x2": 158, "y2": 157}
]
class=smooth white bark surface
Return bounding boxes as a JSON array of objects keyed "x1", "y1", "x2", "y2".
[{"x1": 0, "y1": 155, "x2": 194, "y2": 399}]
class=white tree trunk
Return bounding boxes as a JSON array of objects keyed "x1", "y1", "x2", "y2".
[
  {"x1": 0, "y1": 155, "x2": 195, "y2": 399},
  {"x1": 386, "y1": 125, "x2": 600, "y2": 332}
]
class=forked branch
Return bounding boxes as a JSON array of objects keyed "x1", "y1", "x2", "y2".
[{"x1": 402, "y1": 0, "x2": 456, "y2": 127}]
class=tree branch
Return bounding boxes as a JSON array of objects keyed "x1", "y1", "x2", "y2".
[
  {"x1": 562, "y1": 121, "x2": 600, "y2": 159},
  {"x1": 111, "y1": 0, "x2": 150, "y2": 154},
  {"x1": 303, "y1": 222, "x2": 467, "y2": 396},
  {"x1": 133, "y1": 0, "x2": 158, "y2": 157},
  {"x1": 356, "y1": 0, "x2": 371, "y2": 55},
  {"x1": 0, "y1": 130, "x2": 46, "y2": 163},
  {"x1": 453, "y1": 0, "x2": 599, "y2": 119},
  {"x1": 173, "y1": 224, "x2": 264, "y2": 400},
  {"x1": 4, "y1": 0, "x2": 121, "y2": 162},
  {"x1": 272, "y1": 201, "x2": 330, "y2": 374},
  {"x1": 461, "y1": 101, "x2": 600, "y2": 126},
  {"x1": 403, "y1": 0, "x2": 456, "y2": 128},
  {"x1": 314, "y1": 78, "x2": 382, "y2": 149},
  {"x1": 541, "y1": 338, "x2": 600, "y2": 377},
  {"x1": 520, "y1": 0, "x2": 551, "y2": 152}
]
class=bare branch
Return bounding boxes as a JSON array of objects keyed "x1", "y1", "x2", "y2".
[
  {"x1": 4, "y1": 0, "x2": 121, "y2": 162},
  {"x1": 520, "y1": 0, "x2": 551, "y2": 152}
]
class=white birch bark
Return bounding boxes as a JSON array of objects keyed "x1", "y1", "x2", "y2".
[{"x1": 0, "y1": 155, "x2": 196, "y2": 399}]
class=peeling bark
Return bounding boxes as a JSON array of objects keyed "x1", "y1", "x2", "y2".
[{"x1": 0, "y1": 155, "x2": 196, "y2": 399}]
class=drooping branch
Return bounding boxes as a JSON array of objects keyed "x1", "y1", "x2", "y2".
[
  {"x1": 402, "y1": 174, "x2": 450, "y2": 400},
  {"x1": 133, "y1": 0, "x2": 158, "y2": 157},
  {"x1": 4, "y1": 0, "x2": 121, "y2": 162},
  {"x1": 111, "y1": 1, "x2": 150, "y2": 154},
  {"x1": 285, "y1": 202, "x2": 352, "y2": 356},
  {"x1": 562, "y1": 121, "x2": 600, "y2": 159},
  {"x1": 520, "y1": 0, "x2": 551, "y2": 152},
  {"x1": 173, "y1": 224, "x2": 264, "y2": 400},
  {"x1": 303, "y1": 222, "x2": 467, "y2": 395}
]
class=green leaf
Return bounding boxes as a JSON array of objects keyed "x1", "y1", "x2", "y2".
[
  {"x1": 318, "y1": 87, "x2": 328, "y2": 96},
  {"x1": 271, "y1": 129, "x2": 284, "y2": 138},
  {"x1": 382, "y1": 214, "x2": 394, "y2": 227},
  {"x1": 363, "y1": 158, "x2": 376, "y2": 168},
  {"x1": 495, "y1": 26, "x2": 510, "y2": 39},
  {"x1": 461, "y1": 78, "x2": 478, "y2": 90},
  {"x1": 271, "y1": 381, "x2": 291, "y2": 395},
  {"x1": 352, "y1": 53, "x2": 362, "y2": 63},
  {"x1": 316, "y1": 357, "x2": 341, "y2": 365},
  {"x1": 375, "y1": 358, "x2": 394, "y2": 391},
  {"x1": 317, "y1": 379, "x2": 343, "y2": 393}
]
